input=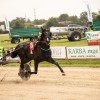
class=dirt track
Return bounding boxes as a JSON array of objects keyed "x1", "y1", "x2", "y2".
[{"x1": 0, "y1": 67, "x2": 100, "y2": 100}]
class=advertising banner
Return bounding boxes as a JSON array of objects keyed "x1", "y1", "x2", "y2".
[
  {"x1": 86, "y1": 31, "x2": 100, "y2": 40},
  {"x1": 86, "y1": 31, "x2": 100, "y2": 45},
  {"x1": 51, "y1": 46, "x2": 66, "y2": 59},
  {"x1": 67, "y1": 46, "x2": 100, "y2": 59},
  {"x1": 87, "y1": 39, "x2": 100, "y2": 45}
]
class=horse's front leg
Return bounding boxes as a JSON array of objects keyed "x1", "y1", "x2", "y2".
[
  {"x1": 46, "y1": 58, "x2": 65, "y2": 76},
  {"x1": 31, "y1": 60, "x2": 39, "y2": 74}
]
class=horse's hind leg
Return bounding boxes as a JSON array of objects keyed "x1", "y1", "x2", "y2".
[
  {"x1": 46, "y1": 58, "x2": 65, "y2": 76},
  {"x1": 18, "y1": 62, "x2": 24, "y2": 76}
]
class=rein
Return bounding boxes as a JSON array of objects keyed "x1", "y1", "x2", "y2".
[{"x1": 40, "y1": 47, "x2": 50, "y2": 51}]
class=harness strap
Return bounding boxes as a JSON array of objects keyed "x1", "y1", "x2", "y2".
[{"x1": 40, "y1": 47, "x2": 50, "y2": 51}]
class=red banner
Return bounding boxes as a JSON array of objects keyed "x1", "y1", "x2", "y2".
[{"x1": 88, "y1": 39, "x2": 100, "y2": 45}]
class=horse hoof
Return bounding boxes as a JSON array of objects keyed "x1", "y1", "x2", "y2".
[
  {"x1": 62, "y1": 73, "x2": 66, "y2": 76},
  {"x1": 18, "y1": 73, "x2": 20, "y2": 76}
]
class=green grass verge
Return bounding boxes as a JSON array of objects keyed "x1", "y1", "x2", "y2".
[
  {"x1": 51, "y1": 38, "x2": 88, "y2": 47},
  {"x1": 2, "y1": 59, "x2": 100, "y2": 68}
]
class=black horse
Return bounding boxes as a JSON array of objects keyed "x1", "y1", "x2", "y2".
[{"x1": 11, "y1": 27, "x2": 65, "y2": 80}]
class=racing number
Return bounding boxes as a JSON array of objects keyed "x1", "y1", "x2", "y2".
[{"x1": 30, "y1": 42, "x2": 34, "y2": 50}]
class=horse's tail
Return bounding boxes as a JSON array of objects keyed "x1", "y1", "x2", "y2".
[
  {"x1": 10, "y1": 44, "x2": 24, "y2": 58},
  {"x1": 10, "y1": 51, "x2": 18, "y2": 58}
]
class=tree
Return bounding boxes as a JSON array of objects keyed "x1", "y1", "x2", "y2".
[
  {"x1": 44, "y1": 17, "x2": 59, "y2": 28},
  {"x1": 95, "y1": 10, "x2": 100, "y2": 20},
  {"x1": 92, "y1": 12, "x2": 97, "y2": 20},
  {"x1": 79, "y1": 12, "x2": 88, "y2": 25},
  {"x1": 33, "y1": 19, "x2": 46, "y2": 25},
  {"x1": 96, "y1": 15, "x2": 100, "y2": 20},
  {"x1": 69, "y1": 16, "x2": 79, "y2": 24},
  {"x1": 24, "y1": 22, "x2": 33, "y2": 28},
  {"x1": 58, "y1": 14, "x2": 69, "y2": 22},
  {"x1": 10, "y1": 17, "x2": 26, "y2": 28},
  {"x1": 0, "y1": 21, "x2": 5, "y2": 25}
]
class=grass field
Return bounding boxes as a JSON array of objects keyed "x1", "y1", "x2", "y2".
[
  {"x1": 0, "y1": 35, "x2": 88, "y2": 48},
  {"x1": 0, "y1": 35, "x2": 100, "y2": 67}
]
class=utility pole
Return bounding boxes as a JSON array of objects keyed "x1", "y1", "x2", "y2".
[
  {"x1": 34, "y1": 8, "x2": 37, "y2": 25},
  {"x1": 25, "y1": 13, "x2": 27, "y2": 22},
  {"x1": 34, "y1": 8, "x2": 36, "y2": 21}
]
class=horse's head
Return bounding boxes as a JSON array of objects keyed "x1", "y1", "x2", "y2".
[{"x1": 40, "y1": 27, "x2": 52, "y2": 45}]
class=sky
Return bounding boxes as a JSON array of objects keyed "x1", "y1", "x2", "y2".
[{"x1": 0, "y1": 0, "x2": 100, "y2": 21}]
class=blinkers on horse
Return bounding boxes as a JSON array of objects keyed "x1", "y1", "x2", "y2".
[{"x1": 39, "y1": 28, "x2": 52, "y2": 45}]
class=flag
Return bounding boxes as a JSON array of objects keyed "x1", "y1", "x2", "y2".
[
  {"x1": 5, "y1": 17, "x2": 10, "y2": 31},
  {"x1": 84, "y1": 1, "x2": 93, "y2": 22}
]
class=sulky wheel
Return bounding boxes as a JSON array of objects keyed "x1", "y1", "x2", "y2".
[{"x1": 18, "y1": 64, "x2": 31, "y2": 81}]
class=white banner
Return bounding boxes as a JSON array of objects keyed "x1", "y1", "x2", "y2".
[
  {"x1": 86, "y1": 31, "x2": 100, "y2": 40},
  {"x1": 51, "y1": 46, "x2": 66, "y2": 59},
  {"x1": 67, "y1": 46, "x2": 100, "y2": 59},
  {"x1": 5, "y1": 17, "x2": 10, "y2": 31},
  {"x1": 84, "y1": 1, "x2": 93, "y2": 22}
]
